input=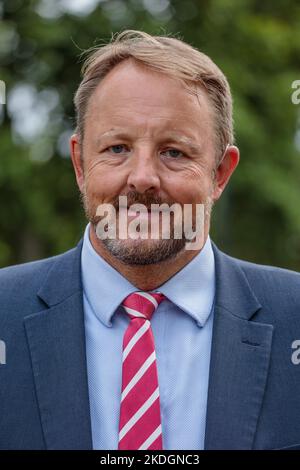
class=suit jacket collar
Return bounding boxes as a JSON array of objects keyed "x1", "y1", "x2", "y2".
[
  {"x1": 37, "y1": 240, "x2": 84, "y2": 307},
  {"x1": 212, "y1": 241, "x2": 262, "y2": 320}
]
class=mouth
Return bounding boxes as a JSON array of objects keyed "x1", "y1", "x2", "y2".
[{"x1": 118, "y1": 207, "x2": 156, "y2": 220}]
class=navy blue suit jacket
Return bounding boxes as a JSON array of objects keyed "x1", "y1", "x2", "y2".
[{"x1": 1, "y1": 240, "x2": 300, "y2": 450}]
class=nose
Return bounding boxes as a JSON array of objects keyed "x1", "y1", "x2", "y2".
[{"x1": 127, "y1": 149, "x2": 161, "y2": 194}]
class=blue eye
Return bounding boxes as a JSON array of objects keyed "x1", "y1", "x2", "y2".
[
  {"x1": 162, "y1": 148, "x2": 185, "y2": 158},
  {"x1": 108, "y1": 144, "x2": 128, "y2": 154}
]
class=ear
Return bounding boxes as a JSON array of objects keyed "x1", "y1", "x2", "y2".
[
  {"x1": 212, "y1": 145, "x2": 239, "y2": 201},
  {"x1": 70, "y1": 134, "x2": 84, "y2": 192}
]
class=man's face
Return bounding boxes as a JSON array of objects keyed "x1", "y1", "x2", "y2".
[{"x1": 71, "y1": 59, "x2": 235, "y2": 265}]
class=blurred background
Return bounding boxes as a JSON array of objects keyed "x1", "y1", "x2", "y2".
[{"x1": 1, "y1": 0, "x2": 300, "y2": 269}]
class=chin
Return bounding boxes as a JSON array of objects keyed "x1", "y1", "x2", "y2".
[{"x1": 101, "y1": 237, "x2": 186, "y2": 265}]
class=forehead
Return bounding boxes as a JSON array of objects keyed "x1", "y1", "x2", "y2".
[{"x1": 85, "y1": 59, "x2": 214, "y2": 139}]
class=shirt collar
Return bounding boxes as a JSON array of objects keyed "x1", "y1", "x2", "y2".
[{"x1": 81, "y1": 223, "x2": 215, "y2": 328}]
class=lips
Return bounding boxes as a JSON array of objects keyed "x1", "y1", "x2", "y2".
[{"x1": 118, "y1": 206, "x2": 166, "y2": 221}]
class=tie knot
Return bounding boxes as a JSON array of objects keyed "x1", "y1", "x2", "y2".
[{"x1": 121, "y1": 291, "x2": 166, "y2": 321}]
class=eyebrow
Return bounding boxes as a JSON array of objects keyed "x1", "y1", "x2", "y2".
[
  {"x1": 165, "y1": 132, "x2": 203, "y2": 154},
  {"x1": 95, "y1": 130, "x2": 129, "y2": 149},
  {"x1": 96, "y1": 129, "x2": 203, "y2": 154}
]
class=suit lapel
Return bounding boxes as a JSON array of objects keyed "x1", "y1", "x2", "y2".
[
  {"x1": 24, "y1": 241, "x2": 93, "y2": 449},
  {"x1": 204, "y1": 244, "x2": 274, "y2": 449}
]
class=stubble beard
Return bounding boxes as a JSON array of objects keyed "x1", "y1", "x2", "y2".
[{"x1": 81, "y1": 189, "x2": 214, "y2": 266}]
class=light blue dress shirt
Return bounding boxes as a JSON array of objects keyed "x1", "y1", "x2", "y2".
[{"x1": 81, "y1": 223, "x2": 215, "y2": 450}]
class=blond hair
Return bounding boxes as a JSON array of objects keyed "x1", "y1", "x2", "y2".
[{"x1": 74, "y1": 30, "x2": 234, "y2": 160}]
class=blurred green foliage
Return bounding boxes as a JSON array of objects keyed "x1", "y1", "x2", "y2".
[{"x1": 0, "y1": 0, "x2": 300, "y2": 268}]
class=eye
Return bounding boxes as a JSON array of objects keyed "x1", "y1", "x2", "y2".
[
  {"x1": 107, "y1": 144, "x2": 129, "y2": 154},
  {"x1": 161, "y1": 148, "x2": 186, "y2": 159}
]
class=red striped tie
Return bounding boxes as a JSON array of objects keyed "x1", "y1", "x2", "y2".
[{"x1": 118, "y1": 291, "x2": 166, "y2": 450}]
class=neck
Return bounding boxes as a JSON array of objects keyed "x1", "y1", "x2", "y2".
[{"x1": 89, "y1": 225, "x2": 209, "y2": 291}]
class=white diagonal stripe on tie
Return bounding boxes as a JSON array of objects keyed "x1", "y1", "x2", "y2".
[
  {"x1": 123, "y1": 306, "x2": 147, "y2": 319},
  {"x1": 121, "y1": 351, "x2": 156, "y2": 402},
  {"x1": 123, "y1": 320, "x2": 150, "y2": 361},
  {"x1": 136, "y1": 292, "x2": 158, "y2": 309},
  {"x1": 119, "y1": 387, "x2": 160, "y2": 441},
  {"x1": 139, "y1": 424, "x2": 162, "y2": 450}
]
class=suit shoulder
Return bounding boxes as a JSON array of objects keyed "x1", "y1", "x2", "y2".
[
  {"x1": 233, "y1": 256, "x2": 300, "y2": 285},
  {"x1": 225, "y1": 254, "x2": 300, "y2": 311},
  {"x1": 0, "y1": 253, "x2": 57, "y2": 279},
  {"x1": 0, "y1": 248, "x2": 74, "y2": 283},
  {"x1": 0, "y1": 246, "x2": 79, "y2": 310}
]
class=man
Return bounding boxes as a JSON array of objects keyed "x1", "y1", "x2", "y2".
[{"x1": 1, "y1": 30, "x2": 300, "y2": 451}]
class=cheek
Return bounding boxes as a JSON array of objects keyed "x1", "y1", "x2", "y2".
[
  {"x1": 83, "y1": 161, "x2": 126, "y2": 202},
  {"x1": 163, "y1": 172, "x2": 212, "y2": 204}
]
